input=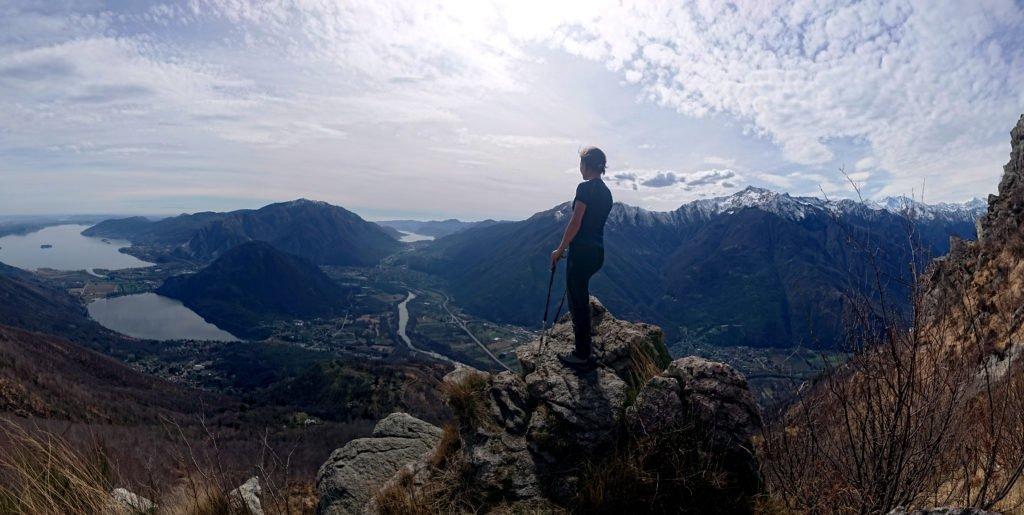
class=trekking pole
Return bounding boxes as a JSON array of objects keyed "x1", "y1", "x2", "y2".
[{"x1": 539, "y1": 264, "x2": 557, "y2": 355}]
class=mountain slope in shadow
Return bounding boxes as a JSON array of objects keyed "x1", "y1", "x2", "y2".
[{"x1": 157, "y1": 241, "x2": 351, "y2": 339}]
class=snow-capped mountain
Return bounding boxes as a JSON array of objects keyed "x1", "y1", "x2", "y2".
[
  {"x1": 406, "y1": 185, "x2": 982, "y2": 351},
  {"x1": 605, "y1": 186, "x2": 985, "y2": 226}
]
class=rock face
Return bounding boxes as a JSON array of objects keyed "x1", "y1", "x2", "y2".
[
  {"x1": 340, "y1": 298, "x2": 762, "y2": 513},
  {"x1": 229, "y1": 476, "x2": 263, "y2": 515},
  {"x1": 921, "y1": 114, "x2": 1024, "y2": 355},
  {"x1": 627, "y1": 356, "x2": 762, "y2": 486},
  {"x1": 316, "y1": 412, "x2": 442, "y2": 514},
  {"x1": 107, "y1": 488, "x2": 155, "y2": 514}
]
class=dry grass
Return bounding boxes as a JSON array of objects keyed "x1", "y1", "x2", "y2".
[
  {"x1": 0, "y1": 417, "x2": 316, "y2": 514},
  {"x1": 0, "y1": 420, "x2": 116, "y2": 514},
  {"x1": 373, "y1": 468, "x2": 438, "y2": 515},
  {"x1": 373, "y1": 424, "x2": 478, "y2": 515},
  {"x1": 623, "y1": 338, "x2": 668, "y2": 404},
  {"x1": 439, "y1": 371, "x2": 492, "y2": 431}
]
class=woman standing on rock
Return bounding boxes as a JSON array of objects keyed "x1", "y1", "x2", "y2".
[{"x1": 550, "y1": 146, "x2": 613, "y2": 370}]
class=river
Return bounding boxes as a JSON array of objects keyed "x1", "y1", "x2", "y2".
[{"x1": 397, "y1": 291, "x2": 457, "y2": 364}]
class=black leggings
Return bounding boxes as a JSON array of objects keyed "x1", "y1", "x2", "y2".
[{"x1": 566, "y1": 244, "x2": 604, "y2": 357}]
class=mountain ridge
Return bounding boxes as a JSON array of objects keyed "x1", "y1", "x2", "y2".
[
  {"x1": 402, "y1": 187, "x2": 983, "y2": 349},
  {"x1": 84, "y1": 199, "x2": 401, "y2": 266},
  {"x1": 157, "y1": 241, "x2": 352, "y2": 339}
]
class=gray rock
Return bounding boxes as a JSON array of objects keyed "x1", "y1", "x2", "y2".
[
  {"x1": 229, "y1": 476, "x2": 263, "y2": 515},
  {"x1": 464, "y1": 426, "x2": 543, "y2": 500},
  {"x1": 316, "y1": 413, "x2": 442, "y2": 514},
  {"x1": 107, "y1": 488, "x2": 155, "y2": 514},
  {"x1": 514, "y1": 297, "x2": 668, "y2": 453},
  {"x1": 661, "y1": 356, "x2": 762, "y2": 447},
  {"x1": 488, "y1": 371, "x2": 530, "y2": 434},
  {"x1": 443, "y1": 363, "x2": 485, "y2": 387},
  {"x1": 626, "y1": 375, "x2": 686, "y2": 435},
  {"x1": 626, "y1": 356, "x2": 762, "y2": 494},
  {"x1": 519, "y1": 296, "x2": 669, "y2": 382}
]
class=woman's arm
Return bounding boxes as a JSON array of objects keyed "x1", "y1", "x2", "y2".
[{"x1": 550, "y1": 201, "x2": 587, "y2": 269}]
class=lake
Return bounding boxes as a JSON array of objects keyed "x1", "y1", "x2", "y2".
[
  {"x1": 398, "y1": 231, "x2": 434, "y2": 243},
  {"x1": 88, "y1": 293, "x2": 238, "y2": 341},
  {"x1": 0, "y1": 224, "x2": 152, "y2": 273}
]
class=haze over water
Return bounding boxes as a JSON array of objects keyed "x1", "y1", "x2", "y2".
[{"x1": 0, "y1": 225, "x2": 151, "y2": 272}]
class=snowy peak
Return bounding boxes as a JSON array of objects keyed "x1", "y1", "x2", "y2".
[
  {"x1": 866, "y1": 195, "x2": 987, "y2": 221},
  {"x1": 554, "y1": 187, "x2": 983, "y2": 228},
  {"x1": 696, "y1": 186, "x2": 826, "y2": 220}
]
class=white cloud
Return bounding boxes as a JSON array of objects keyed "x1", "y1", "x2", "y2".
[
  {"x1": 0, "y1": 0, "x2": 1021, "y2": 216},
  {"x1": 540, "y1": 0, "x2": 1024, "y2": 200},
  {"x1": 464, "y1": 133, "x2": 579, "y2": 149},
  {"x1": 607, "y1": 168, "x2": 740, "y2": 197},
  {"x1": 703, "y1": 155, "x2": 736, "y2": 167}
]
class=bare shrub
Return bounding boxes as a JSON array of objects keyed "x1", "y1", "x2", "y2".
[{"x1": 760, "y1": 177, "x2": 1024, "y2": 513}]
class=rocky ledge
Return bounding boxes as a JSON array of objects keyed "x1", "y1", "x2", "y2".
[{"x1": 317, "y1": 298, "x2": 762, "y2": 513}]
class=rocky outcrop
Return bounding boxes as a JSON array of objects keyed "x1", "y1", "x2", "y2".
[
  {"x1": 316, "y1": 412, "x2": 442, "y2": 514},
  {"x1": 627, "y1": 356, "x2": 762, "y2": 485},
  {"x1": 343, "y1": 298, "x2": 762, "y2": 513},
  {"x1": 229, "y1": 476, "x2": 263, "y2": 515},
  {"x1": 921, "y1": 114, "x2": 1024, "y2": 355},
  {"x1": 107, "y1": 488, "x2": 155, "y2": 514}
]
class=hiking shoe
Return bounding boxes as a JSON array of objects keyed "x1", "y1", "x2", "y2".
[{"x1": 558, "y1": 352, "x2": 596, "y2": 370}]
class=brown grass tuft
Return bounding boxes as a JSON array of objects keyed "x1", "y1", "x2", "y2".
[
  {"x1": 0, "y1": 420, "x2": 120, "y2": 514},
  {"x1": 623, "y1": 339, "x2": 666, "y2": 405},
  {"x1": 373, "y1": 468, "x2": 437, "y2": 515},
  {"x1": 440, "y1": 372, "x2": 492, "y2": 430}
]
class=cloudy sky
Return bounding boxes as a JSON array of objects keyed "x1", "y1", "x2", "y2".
[{"x1": 2, "y1": 1, "x2": 1022, "y2": 220}]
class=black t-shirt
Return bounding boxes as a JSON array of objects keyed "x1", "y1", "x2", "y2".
[{"x1": 571, "y1": 178, "x2": 613, "y2": 248}]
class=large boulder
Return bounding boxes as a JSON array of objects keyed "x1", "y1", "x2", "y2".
[
  {"x1": 631, "y1": 356, "x2": 761, "y2": 447},
  {"x1": 316, "y1": 412, "x2": 442, "y2": 514},
  {"x1": 515, "y1": 296, "x2": 670, "y2": 452},
  {"x1": 229, "y1": 476, "x2": 263, "y2": 515},
  {"x1": 627, "y1": 356, "x2": 763, "y2": 495}
]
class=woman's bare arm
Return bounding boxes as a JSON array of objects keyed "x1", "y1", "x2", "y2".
[{"x1": 550, "y1": 201, "x2": 587, "y2": 269}]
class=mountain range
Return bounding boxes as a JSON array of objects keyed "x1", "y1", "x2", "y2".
[
  {"x1": 79, "y1": 189, "x2": 984, "y2": 351},
  {"x1": 84, "y1": 199, "x2": 400, "y2": 266},
  {"x1": 401, "y1": 187, "x2": 984, "y2": 350},
  {"x1": 157, "y1": 241, "x2": 352, "y2": 339}
]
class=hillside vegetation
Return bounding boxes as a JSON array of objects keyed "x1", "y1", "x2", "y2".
[{"x1": 157, "y1": 241, "x2": 352, "y2": 339}]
